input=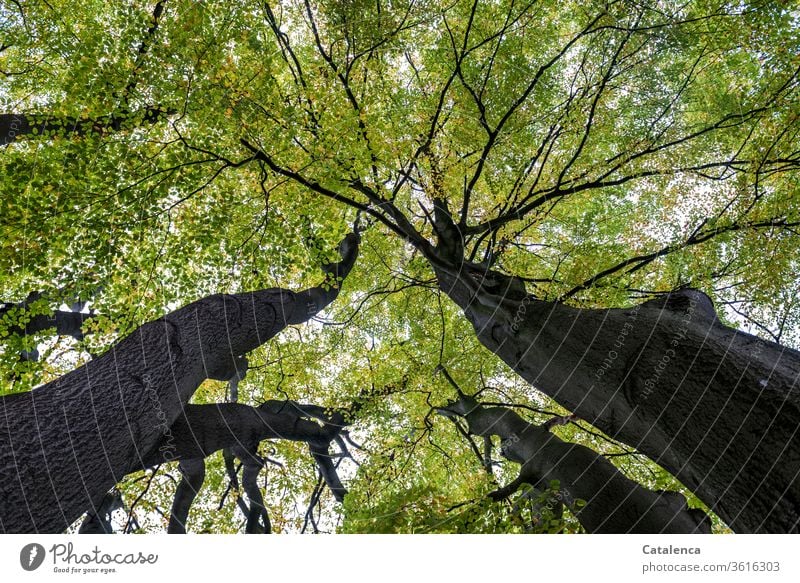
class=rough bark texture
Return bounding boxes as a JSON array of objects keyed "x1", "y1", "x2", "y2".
[
  {"x1": 433, "y1": 259, "x2": 800, "y2": 533},
  {"x1": 423, "y1": 199, "x2": 800, "y2": 533},
  {"x1": 0, "y1": 234, "x2": 358, "y2": 533},
  {"x1": 442, "y1": 396, "x2": 710, "y2": 533}
]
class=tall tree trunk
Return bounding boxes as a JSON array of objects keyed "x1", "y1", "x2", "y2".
[
  {"x1": 0, "y1": 234, "x2": 358, "y2": 533},
  {"x1": 434, "y1": 262, "x2": 800, "y2": 533}
]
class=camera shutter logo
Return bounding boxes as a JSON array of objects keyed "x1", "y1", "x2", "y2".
[{"x1": 20, "y1": 543, "x2": 46, "y2": 571}]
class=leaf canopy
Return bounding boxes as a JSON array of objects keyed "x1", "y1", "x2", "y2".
[{"x1": 1, "y1": 0, "x2": 797, "y2": 532}]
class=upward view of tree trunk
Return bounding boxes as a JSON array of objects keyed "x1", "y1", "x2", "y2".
[
  {"x1": 0, "y1": 234, "x2": 359, "y2": 533},
  {"x1": 429, "y1": 208, "x2": 800, "y2": 533},
  {"x1": 2, "y1": 0, "x2": 799, "y2": 536}
]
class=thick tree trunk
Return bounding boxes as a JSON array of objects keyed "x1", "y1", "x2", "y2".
[
  {"x1": 0, "y1": 235, "x2": 358, "y2": 533},
  {"x1": 434, "y1": 263, "x2": 800, "y2": 533}
]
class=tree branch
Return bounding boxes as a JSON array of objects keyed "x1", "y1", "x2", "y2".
[{"x1": 438, "y1": 394, "x2": 711, "y2": 533}]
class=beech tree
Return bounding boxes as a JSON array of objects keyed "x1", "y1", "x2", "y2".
[{"x1": 1, "y1": 0, "x2": 799, "y2": 533}]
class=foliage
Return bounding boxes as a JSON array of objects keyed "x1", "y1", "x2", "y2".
[{"x1": 1, "y1": 0, "x2": 798, "y2": 532}]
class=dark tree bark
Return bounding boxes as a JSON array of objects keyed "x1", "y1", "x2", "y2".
[
  {"x1": 430, "y1": 208, "x2": 800, "y2": 533},
  {"x1": 1, "y1": 292, "x2": 90, "y2": 339},
  {"x1": 78, "y1": 489, "x2": 123, "y2": 534},
  {"x1": 1, "y1": 293, "x2": 93, "y2": 363},
  {"x1": 140, "y1": 401, "x2": 347, "y2": 468},
  {"x1": 440, "y1": 395, "x2": 711, "y2": 533},
  {"x1": 1, "y1": 108, "x2": 172, "y2": 146},
  {"x1": 238, "y1": 445, "x2": 271, "y2": 534},
  {"x1": 167, "y1": 459, "x2": 206, "y2": 534},
  {"x1": 153, "y1": 400, "x2": 349, "y2": 533},
  {"x1": 0, "y1": 233, "x2": 359, "y2": 533}
]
